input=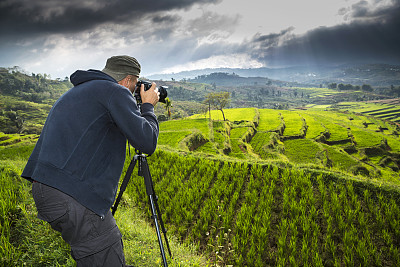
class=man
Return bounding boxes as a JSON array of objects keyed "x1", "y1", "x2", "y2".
[{"x1": 21, "y1": 55, "x2": 159, "y2": 266}]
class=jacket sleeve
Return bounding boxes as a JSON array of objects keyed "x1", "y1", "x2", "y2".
[{"x1": 107, "y1": 86, "x2": 159, "y2": 154}]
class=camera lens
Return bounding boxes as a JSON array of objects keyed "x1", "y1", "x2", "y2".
[{"x1": 158, "y1": 86, "x2": 168, "y2": 103}]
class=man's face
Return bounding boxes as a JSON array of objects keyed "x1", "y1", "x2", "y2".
[{"x1": 128, "y1": 76, "x2": 139, "y2": 93}]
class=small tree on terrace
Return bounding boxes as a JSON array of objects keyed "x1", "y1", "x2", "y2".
[
  {"x1": 164, "y1": 97, "x2": 172, "y2": 119},
  {"x1": 203, "y1": 92, "x2": 231, "y2": 121}
]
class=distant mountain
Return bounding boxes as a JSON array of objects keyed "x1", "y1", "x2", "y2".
[{"x1": 147, "y1": 64, "x2": 400, "y2": 87}]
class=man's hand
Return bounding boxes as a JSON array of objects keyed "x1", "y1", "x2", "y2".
[{"x1": 140, "y1": 82, "x2": 159, "y2": 106}]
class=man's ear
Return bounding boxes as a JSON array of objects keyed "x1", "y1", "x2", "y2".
[{"x1": 118, "y1": 76, "x2": 129, "y2": 87}]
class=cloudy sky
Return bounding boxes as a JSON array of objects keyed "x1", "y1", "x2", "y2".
[{"x1": 1, "y1": 0, "x2": 399, "y2": 78}]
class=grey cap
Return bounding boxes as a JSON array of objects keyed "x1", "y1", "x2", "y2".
[{"x1": 102, "y1": 55, "x2": 141, "y2": 81}]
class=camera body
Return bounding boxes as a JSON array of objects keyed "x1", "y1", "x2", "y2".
[{"x1": 135, "y1": 80, "x2": 168, "y2": 104}]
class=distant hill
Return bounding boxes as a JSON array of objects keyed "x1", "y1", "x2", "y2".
[
  {"x1": 148, "y1": 63, "x2": 400, "y2": 87},
  {"x1": 0, "y1": 67, "x2": 72, "y2": 134}
]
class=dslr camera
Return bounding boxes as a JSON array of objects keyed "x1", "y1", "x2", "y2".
[{"x1": 135, "y1": 80, "x2": 168, "y2": 104}]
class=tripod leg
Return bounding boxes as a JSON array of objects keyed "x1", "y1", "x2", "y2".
[
  {"x1": 149, "y1": 194, "x2": 168, "y2": 267},
  {"x1": 112, "y1": 157, "x2": 138, "y2": 215},
  {"x1": 153, "y1": 195, "x2": 173, "y2": 258},
  {"x1": 139, "y1": 155, "x2": 171, "y2": 267}
]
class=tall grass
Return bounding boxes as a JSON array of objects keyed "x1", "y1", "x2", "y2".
[
  {"x1": 127, "y1": 150, "x2": 400, "y2": 266},
  {"x1": 0, "y1": 144, "x2": 209, "y2": 266},
  {"x1": 0, "y1": 166, "x2": 74, "y2": 266},
  {"x1": 283, "y1": 139, "x2": 322, "y2": 164}
]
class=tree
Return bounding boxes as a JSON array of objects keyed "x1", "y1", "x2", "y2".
[
  {"x1": 164, "y1": 98, "x2": 172, "y2": 119},
  {"x1": 328, "y1": 83, "x2": 337, "y2": 89},
  {"x1": 338, "y1": 83, "x2": 354, "y2": 90},
  {"x1": 361, "y1": 84, "x2": 373, "y2": 92},
  {"x1": 203, "y1": 92, "x2": 231, "y2": 121}
]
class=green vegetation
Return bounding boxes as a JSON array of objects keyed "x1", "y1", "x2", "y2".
[
  {"x1": 2, "y1": 67, "x2": 400, "y2": 266},
  {"x1": 125, "y1": 150, "x2": 400, "y2": 266},
  {"x1": 283, "y1": 139, "x2": 322, "y2": 164},
  {"x1": 0, "y1": 68, "x2": 71, "y2": 134},
  {"x1": 161, "y1": 118, "x2": 209, "y2": 137},
  {"x1": 0, "y1": 143, "x2": 209, "y2": 266},
  {"x1": 3, "y1": 102, "x2": 400, "y2": 265},
  {"x1": 190, "y1": 107, "x2": 256, "y2": 122},
  {"x1": 158, "y1": 107, "x2": 400, "y2": 191},
  {"x1": 299, "y1": 112, "x2": 326, "y2": 139},
  {"x1": 258, "y1": 109, "x2": 282, "y2": 131},
  {"x1": 203, "y1": 91, "x2": 231, "y2": 121},
  {"x1": 158, "y1": 131, "x2": 192, "y2": 149},
  {"x1": 280, "y1": 110, "x2": 305, "y2": 137},
  {"x1": 334, "y1": 100, "x2": 400, "y2": 124}
]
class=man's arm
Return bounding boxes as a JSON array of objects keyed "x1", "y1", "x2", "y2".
[{"x1": 108, "y1": 85, "x2": 159, "y2": 154}]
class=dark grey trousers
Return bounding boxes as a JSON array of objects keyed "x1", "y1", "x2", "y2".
[{"x1": 32, "y1": 182, "x2": 126, "y2": 266}]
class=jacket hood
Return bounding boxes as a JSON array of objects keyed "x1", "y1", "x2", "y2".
[{"x1": 70, "y1": 69, "x2": 117, "y2": 86}]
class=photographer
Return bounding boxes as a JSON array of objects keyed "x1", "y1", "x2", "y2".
[{"x1": 21, "y1": 55, "x2": 159, "y2": 266}]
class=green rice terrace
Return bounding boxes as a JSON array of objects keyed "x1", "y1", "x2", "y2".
[
  {"x1": 2, "y1": 106, "x2": 400, "y2": 266},
  {"x1": 332, "y1": 99, "x2": 400, "y2": 124}
]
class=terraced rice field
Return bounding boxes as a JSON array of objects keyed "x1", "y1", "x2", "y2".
[{"x1": 159, "y1": 107, "x2": 400, "y2": 184}]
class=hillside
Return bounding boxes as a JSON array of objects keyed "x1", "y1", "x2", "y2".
[
  {"x1": 148, "y1": 63, "x2": 400, "y2": 87},
  {"x1": 0, "y1": 67, "x2": 72, "y2": 134},
  {"x1": 160, "y1": 107, "x2": 400, "y2": 186},
  {"x1": 2, "y1": 67, "x2": 400, "y2": 265},
  {"x1": 2, "y1": 105, "x2": 400, "y2": 265},
  {"x1": 2, "y1": 128, "x2": 400, "y2": 265},
  {"x1": 2, "y1": 67, "x2": 399, "y2": 134}
]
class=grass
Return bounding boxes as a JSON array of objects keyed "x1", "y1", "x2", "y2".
[
  {"x1": 292, "y1": 87, "x2": 341, "y2": 98},
  {"x1": 190, "y1": 108, "x2": 256, "y2": 122},
  {"x1": 0, "y1": 95, "x2": 52, "y2": 134},
  {"x1": 334, "y1": 101, "x2": 400, "y2": 124},
  {"x1": 230, "y1": 127, "x2": 249, "y2": 139},
  {"x1": 185, "y1": 107, "x2": 400, "y2": 185},
  {"x1": 258, "y1": 109, "x2": 282, "y2": 131},
  {"x1": 307, "y1": 112, "x2": 350, "y2": 141},
  {"x1": 158, "y1": 131, "x2": 192, "y2": 148},
  {"x1": 0, "y1": 132, "x2": 39, "y2": 147},
  {"x1": 194, "y1": 141, "x2": 218, "y2": 154},
  {"x1": 351, "y1": 128, "x2": 383, "y2": 148},
  {"x1": 297, "y1": 112, "x2": 326, "y2": 139},
  {"x1": 280, "y1": 111, "x2": 304, "y2": 136},
  {"x1": 0, "y1": 164, "x2": 75, "y2": 266},
  {"x1": 229, "y1": 139, "x2": 246, "y2": 159},
  {"x1": 283, "y1": 139, "x2": 321, "y2": 164},
  {"x1": 114, "y1": 205, "x2": 209, "y2": 266},
  {"x1": 127, "y1": 150, "x2": 400, "y2": 266},
  {"x1": 321, "y1": 144, "x2": 360, "y2": 170},
  {"x1": 3, "y1": 103, "x2": 400, "y2": 265},
  {"x1": 0, "y1": 159, "x2": 210, "y2": 267},
  {"x1": 250, "y1": 132, "x2": 282, "y2": 160},
  {"x1": 160, "y1": 118, "x2": 209, "y2": 137},
  {"x1": 385, "y1": 135, "x2": 400, "y2": 152}
]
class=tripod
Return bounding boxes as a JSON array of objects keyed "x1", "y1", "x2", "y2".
[{"x1": 112, "y1": 152, "x2": 172, "y2": 267}]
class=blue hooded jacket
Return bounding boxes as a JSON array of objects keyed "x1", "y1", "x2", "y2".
[{"x1": 22, "y1": 69, "x2": 159, "y2": 217}]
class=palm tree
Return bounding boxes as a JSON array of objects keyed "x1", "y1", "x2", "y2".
[{"x1": 164, "y1": 98, "x2": 172, "y2": 120}]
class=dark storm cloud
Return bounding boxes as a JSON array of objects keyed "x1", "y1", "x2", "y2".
[
  {"x1": 0, "y1": 0, "x2": 220, "y2": 38},
  {"x1": 152, "y1": 14, "x2": 180, "y2": 24},
  {"x1": 349, "y1": 0, "x2": 370, "y2": 18},
  {"x1": 251, "y1": 27, "x2": 295, "y2": 49},
  {"x1": 344, "y1": 0, "x2": 399, "y2": 20},
  {"x1": 246, "y1": 0, "x2": 400, "y2": 66}
]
